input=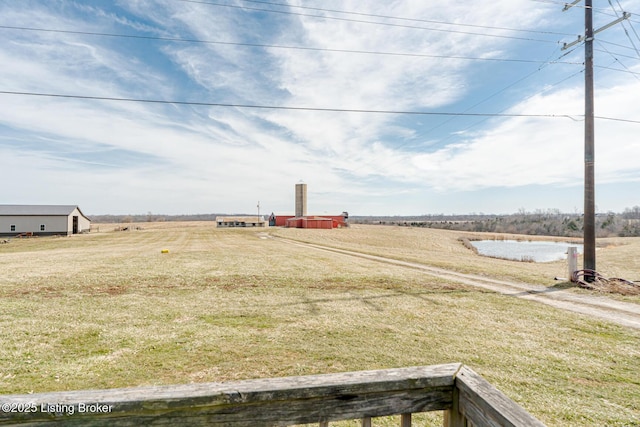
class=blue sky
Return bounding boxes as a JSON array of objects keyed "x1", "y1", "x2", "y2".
[{"x1": 1, "y1": 0, "x2": 639, "y2": 216}]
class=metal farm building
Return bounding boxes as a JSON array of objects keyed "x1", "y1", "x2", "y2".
[
  {"x1": 0, "y1": 205, "x2": 91, "y2": 237},
  {"x1": 216, "y1": 216, "x2": 266, "y2": 228}
]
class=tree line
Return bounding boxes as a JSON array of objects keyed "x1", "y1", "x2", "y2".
[
  {"x1": 351, "y1": 206, "x2": 640, "y2": 238},
  {"x1": 89, "y1": 207, "x2": 640, "y2": 238}
]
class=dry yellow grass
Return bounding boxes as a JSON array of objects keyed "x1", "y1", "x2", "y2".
[
  {"x1": 0, "y1": 222, "x2": 639, "y2": 426},
  {"x1": 273, "y1": 224, "x2": 640, "y2": 300}
]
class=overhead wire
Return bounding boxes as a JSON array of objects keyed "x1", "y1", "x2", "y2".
[
  {"x1": 0, "y1": 90, "x2": 585, "y2": 120},
  {"x1": 594, "y1": 46, "x2": 640, "y2": 61},
  {"x1": 178, "y1": 0, "x2": 637, "y2": 48},
  {"x1": 13, "y1": 88, "x2": 637, "y2": 131},
  {"x1": 299, "y1": 1, "x2": 640, "y2": 182},
  {"x1": 414, "y1": 47, "x2": 584, "y2": 145},
  {"x1": 341, "y1": 47, "x2": 587, "y2": 179},
  {"x1": 2, "y1": 5, "x2": 638, "y2": 144},
  {"x1": 0, "y1": 7, "x2": 635, "y2": 125},
  {"x1": 594, "y1": 63, "x2": 640, "y2": 77},
  {"x1": 0, "y1": 25, "x2": 581, "y2": 65},
  {"x1": 211, "y1": 0, "x2": 577, "y2": 37},
  {"x1": 586, "y1": 0, "x2": 640, "y2": 79},
  {"x1": 0, "y1": 3, "x2": 596, "y2": 135},
  {"x1": 171, "y1": 0, "x2": 561, "y2": 44},
  {"x1": 0, "y1": 88, "x2": 614, "y2": 124},
  {"x1": 384, "y1": 51, "x2": 565, "y2": 154},
  {"x1": 1, "y1": 2, "x2": 635, "y2": 113},
  {"x1": 530, "y1": 0, "x2": 628, "y2": 17},
  {"x1": 1, "y1": 0, "x2": 639, "y2": 213},
  {"x1": 597, "y1": 38, "x2": 640, "y2": 53},
  {"x1": 610, "y1": 0, "x2": 640, "y2": 57}
]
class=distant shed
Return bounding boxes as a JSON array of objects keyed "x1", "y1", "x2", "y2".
[
  {"x1": 0, "y1": 205, "x2": 91, "y2": 236},
  {"x1": 216, "y1": 216, "x2": 265, "y2": 228}
]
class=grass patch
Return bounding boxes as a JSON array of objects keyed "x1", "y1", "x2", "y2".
[{"x1": 0, "y1": 223, "x2": 639, "y2": 426}]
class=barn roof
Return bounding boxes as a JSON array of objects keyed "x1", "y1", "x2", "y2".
[
  {"x1": 0, "y1": 205, "x2": 86, "y2": 217},
  {"x1": 215, "y1": 216, "x2": 265, "y2": 222}
]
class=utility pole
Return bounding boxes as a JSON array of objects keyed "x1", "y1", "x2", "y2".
[
  {"x1": 583, "y1": 0, "x2": 596, "y2": 281},
  {"x1": 562, "y1": 1, "x2": 630, "y2": 281}
]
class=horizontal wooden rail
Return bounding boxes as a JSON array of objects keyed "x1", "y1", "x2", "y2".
[{"x1": 0, "y1": 363, "x2": 545, "y2": 426}]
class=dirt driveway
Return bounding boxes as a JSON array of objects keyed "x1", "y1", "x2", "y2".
[{"x1": 277, "y1": 237, "x2": 640, "y2": 330}]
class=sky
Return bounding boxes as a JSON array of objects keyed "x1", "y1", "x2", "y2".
[{"x1": 1, "y1": 0, "x2": 639, "y2": 216}]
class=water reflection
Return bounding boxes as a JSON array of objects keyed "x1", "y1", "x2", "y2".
[{"x1": 470, "y1": 240, "x2": 584, "y2": 262}]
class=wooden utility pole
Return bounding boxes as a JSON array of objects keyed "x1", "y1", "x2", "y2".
[
  {"x1": 584, "y1": 0, "x2": 596, "y2": 280},
  {"x1": 562, "y1": 1, "x2": 630, "y2": 281}
]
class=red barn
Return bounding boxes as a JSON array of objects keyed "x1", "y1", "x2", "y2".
[
  {"x1": 270, "y1": 212, "x2": 348, "y2": 229},
  {"x1": 285, "y1": 216, "x2": 333, "y2": 229}
]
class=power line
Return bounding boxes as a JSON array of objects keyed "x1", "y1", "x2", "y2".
[
  {"x1": 0, "y1": 25, "x2": 583, "y2": 65},
  {"x1": 594, "y1": 63, "x2": 640, "y2": 76},
  {"x1": 343, "y1": 70, "x2": 582, "y2": 177},
  {"x1": 337, "y1": 45, "x2": 585, "y2": 178},
  {"x1": 171, "y1": 0, "x2": 561, "y2": 44},
  {"x1": 411, "y1": 47, "x2": 585, "y2": 147},
  {"x1": 531, "y1": 0, "x2": 626, "y2": 16},
  {"x1": 215, "y1": 0, "x2": 577, "y2": 37},
  {"x1": 0, "y1": 90, "x2": 584, "y2": 120},
  {"x1": 594, "y1": 46, "x2": 640, "y2": 61},
  {"x1": 594, "y1": 115, "x2": 640, "y2": 123},
  {"x1": 597, "y1": 38, "x2": 640, "y2": 52},
  {"x1": 608, "y1": 0, "x2": 640, "y2": 58},
  {"x1": 1, "y1": 89, "x2": 636, "y2": 124}
]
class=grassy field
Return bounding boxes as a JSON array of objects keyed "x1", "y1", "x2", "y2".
[
  {"x1": 0, "y1": 222, "x2": 639, "y2": 426},
  {"x1": 274, "y1": 225, "x2": 640, "y2": 300}
]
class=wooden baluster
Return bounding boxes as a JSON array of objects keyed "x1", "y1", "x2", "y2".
[
  {"x1": 362, "y1": 416, "x2": 372, "y2": 427},
  {"x1": 319, "y1": 422, "x2": 329, "y2": 427},
  {"x1": 401, "y1": 413, "x2": 411, "y2": 427}
]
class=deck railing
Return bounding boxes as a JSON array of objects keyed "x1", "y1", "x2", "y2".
[{"x1": 0, "y1": 363, "x2": 544, "y2": 426}]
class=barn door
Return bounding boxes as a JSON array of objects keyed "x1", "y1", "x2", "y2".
[{"x1": 73, "y1": 216, "x2": 78, "y2": 234}]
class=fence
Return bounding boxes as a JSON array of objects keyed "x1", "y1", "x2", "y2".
[{"x1": 0, "y1": 363, "x2": 544, "y2": 426}]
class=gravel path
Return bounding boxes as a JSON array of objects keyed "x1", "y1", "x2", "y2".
[{"x1": 278, "y1": 237, "x2": 640, "y2": 330}]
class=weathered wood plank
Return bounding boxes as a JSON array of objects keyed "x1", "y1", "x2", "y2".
[
  {"x1": 0, "y1": 364, "x2": 546, "y2": 426},
  {"x1": 0, "y1": 389, "x2": 453, "y2": 426},
  {"x1": 454, "y1": 366, "x2": 545, "y2": 427},
  {"x1": 0, "y1": 364, "x2": 460, "y2": 426},
  {"x1": 443, "y1": 386, "x2": 467, "y2": 427}
]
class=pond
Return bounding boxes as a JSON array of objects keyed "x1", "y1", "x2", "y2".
[{"x1": 470, "y1": 240, "x2": 583, "y2": 263}]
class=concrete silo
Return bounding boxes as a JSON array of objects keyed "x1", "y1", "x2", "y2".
[{"x1": 295, "y1": 183, "x2": 307, "y2": 217}]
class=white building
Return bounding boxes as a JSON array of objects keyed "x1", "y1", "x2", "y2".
[
  {"x1": 0, "y1": 205, "x2": 91, "y2": 236},
  {"x1": 215, "y1": 216, "x2": 265, "y2": 228}
]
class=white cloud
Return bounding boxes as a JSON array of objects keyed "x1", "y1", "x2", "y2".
[{"x1": 0, "y1": 0, "x2": 638, "y2": 214}]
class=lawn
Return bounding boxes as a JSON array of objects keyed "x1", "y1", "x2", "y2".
[{"x1": 0, "y1": 222, "x2": 638, "y2": 426}]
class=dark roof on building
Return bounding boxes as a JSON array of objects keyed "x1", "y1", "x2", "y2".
[
  {"x1": 0, "y1": 205, "x2": 88, "y2": 218},
  {"x1": 215, "y1": 216, "x2": 265, "y2": 223}
]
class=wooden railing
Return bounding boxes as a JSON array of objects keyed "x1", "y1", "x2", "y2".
[{"x1": 0, "y1": 363, "x2": 544, "y2": 426}]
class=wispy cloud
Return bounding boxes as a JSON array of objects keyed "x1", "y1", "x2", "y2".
[{"x1": 0, "y1": 0, "x2": 638, "y2": 214}]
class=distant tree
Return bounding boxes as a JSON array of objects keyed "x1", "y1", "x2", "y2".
[{"x1": 623, "y1": 206, "x2": 640, "y2": 219}]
